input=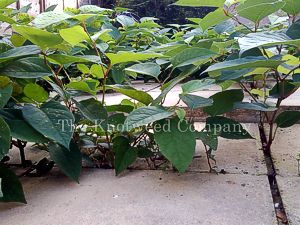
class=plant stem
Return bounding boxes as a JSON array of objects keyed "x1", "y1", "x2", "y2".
[
  {"x1": 203, "y1": 143, "x2": 213, "y2": 172},
  {"x1": 82, "y1": 22, "x2": 113, "y2": 150}
]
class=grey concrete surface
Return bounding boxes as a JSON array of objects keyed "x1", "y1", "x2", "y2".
[
  {"x1": 189, "y1": 124, "x2": 266, "y2": 175},
  {"x1": 1, "y1": 127, "x2": 275, "y2": 225},
  {"x1": 276, "y1": 177, "x2": 300, "y2": 225},
  {"x1": 271, "y1": 125, "x2": 300, "y2": 224},
  {"x1": 272, "y1": 126, "x2": 300, "y2": 177},
  {"x1": 0, "y1": 169, "x2": 275, "y2": 225}
]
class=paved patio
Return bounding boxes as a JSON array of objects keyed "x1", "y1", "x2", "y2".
[
  {"x1": 1, "y1": 85, "x2": 300, "y2": 225},
  {"x1": 0, "y1": 124, "x2": 276, "y2": 225}
]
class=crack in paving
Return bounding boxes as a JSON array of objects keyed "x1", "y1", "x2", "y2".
[{"x1": 259, "y1": 125, "x2": 289, "y2": 225}]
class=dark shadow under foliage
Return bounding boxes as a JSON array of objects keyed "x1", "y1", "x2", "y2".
[{"x1": 96, "y1": 0, "x2": 215, "y2": 24}]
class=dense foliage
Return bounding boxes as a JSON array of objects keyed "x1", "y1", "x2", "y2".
[
  {"x1": 0, "y1": 0, "x2": 300, "y2": 203},
  {"x1": 115, "y1": 0, "x2": 216, "y2": 24}
]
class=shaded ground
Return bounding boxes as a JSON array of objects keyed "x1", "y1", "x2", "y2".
[
  {"x1": 1, "y1": 85, "x2": 300, "y2": 225},
  {"x1": 0, "y1": 124, "x2": 276, "y2": 225}
]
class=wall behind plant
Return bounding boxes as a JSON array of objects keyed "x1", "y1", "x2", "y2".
[
  {"x1": 115, "y1": 0, "x2": 215, "y2": 24},
  {"x1": 9, "y1": 0, "x2": 214, "y2": 24},
  {"x1": 8, "y1": 0, "x2": 93, "y2": 15}
]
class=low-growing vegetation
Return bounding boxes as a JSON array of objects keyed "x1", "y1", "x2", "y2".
[{"x1": 0, "y1": 0, "x2": 300, "y2": 203}]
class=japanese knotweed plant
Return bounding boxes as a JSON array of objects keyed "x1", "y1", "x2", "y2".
[
  {"x1": 174, "y1": 0, "x2": 300, "y2": 156},
  {"x1": 0, "y1": 0, "x2": 299, "y2": 203}
]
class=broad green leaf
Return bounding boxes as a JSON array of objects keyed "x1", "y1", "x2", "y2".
[
  {"x1": 48, "y1": 142, "x2": 82, "y2": 182},
  {"x1": 0, "y1": 165, "x2": 26, "y2": 204},
  {"x1": 206, "y1": 116, "x2": 253, "y2": 139},
  {"x1": 0, "y1": 43, "x2": 12, "y2": 54},
  {"x1": 0, "y1": 117, "x2": 10, "y2": 160},
  {"x1": 200, "y1": 8, "x2": 228, "y2": 30},
  {"x1": 218, "y1": 80, "x2": 235, "y2": 90},
  {"x1": 269, "y1": 81, "x2": 297, "y2": 98},
  {"x1": 125, "y1": 63, "x2": 161, "y2": 78},
  {"x1": 79, "y1": 5, "x2": 112, "y2": 13},
  {"x1": 150, "y1": 43, "x2": 187, "y2": 54},
  {"x1": 47, "y1": 54, "x2": 101, "y2": 65},
  {"x1": 204, "y1": 89, "x2": 244, "y2": 116},
  {"x1": 59, "y1": 25, "x2": 90, "y2": 46},
  {"x1": 287, "y1": 21, "x2": 300, "y2": 39},
  {"x1": 181, "y1": 79, "x2": 214, "y2": 94},
  {"x1": 66, "y1": 80, "x2": 100, "y2": 95},
  {"x1": 45, "y1": 4, "x2": 57, "y2": 12},
  {"x1": 1, "y1": 57, "x2": 52, "y2": 78},
  {"x1": 195, "y1": 131, "x2": 218, "y2": 151},
  {"x1": 0, "y1": 109, "x2": 48, "y2": 143},
  {"x1": 12, "y1": 25, "x2": 63, "y2": 49},
  {"x1": 18, "y1": 3, "x2": 32, "y2": 13},
  {"x1": 124, "y1": 106, "x2": 174, "y2": 130},
  {"x1": 152, "y1": 66, "x2": 199, "y2": 105},
  {"x1": 0, "y1": 45, "x2": 40, "y2": 63},
  {"x1": 77, "y1": 64, "x2": 90, "y2": 74},
  {"x1": 111, "y1": 67, "x2": 125, "y2": 84},
  {"x1": 24, "y1": 83, "x2": 49, "y2": 103},
  {"x1": 171, "y1": 47, "x2": 216, "y2": 68},
  {"x1": 282, "y1": 0, "x2": 300, "y2": 16},
  {"x1": 113, "y1": 136, "x2": 137, "y2": 175},
  {"x1": 275, "y1": 111, "x2": 300, "y2": 128},
  {"x1": 22, "y1": 101, "x2": 74, "y2": 149},
  {"x1": 0, "y1": 0, "x2": 18, "y2": 8},
  {"x1": 0, "y1": 77, "x2": 10, "y2": 88},
  {"x1": 233, "y1": 102, "x2": 276, "y2": 112},
  {"x1": 102, "y1": 23, "x2": 122, "y2": 41},
  {"x1": 92, "y1": 29, "x2": 112, "y2": 42},
  {"x1": 204, "y1": 57, "x2": 283, "y2": 73},
  {"x1": 0, "y1": 14, "x2": 15, "y2": 24},
  {"x1": 107, "y1": 85, "x2": 153, "y2": 105},
  {"x1": 236, "y1": 0, "x2": 285, "y2": 23},
  {"x1": 176, "y1": 108, "x2": 186, "y2": 121},
  {"x1": 187, "y1": 18, "x2": 202, "y2": 24},
  {"x1": 116, "y1": 15, "x2": 135, "y2": 28},
  {"x1": 106, "y1": 52, "x2": 163, "y2": 65},
  {"x1": 0, "y1": 85, "x2": 12, "y2": 108},
  {"x1": 154, "y1": 118, "x2": 196, "y2": 173},
  {"x1": 107, "y1": 113, "x2": 126, "y2": 132},
  {"x1": 72, "y1": 14, "x2": 98, "y2": 22},
  {"x1": 293, "y1": 74, "x2": 300, "y2": 83},
  {"x1": 76, "y1": 98, "x2": 107, "y2": 128},
  {"x1": 175, "y1": 0, "x2": 225, "y2": 7},
  {"x1": 239, "y1": 31, "x2": 300, "y2": 54},
  {"x1": 106, "y1": 105, "x2": 134, "y2": 114},
  {"x1": 90, "y1": 64, "x2": 105, "y2": 78},
  {"x1": 10, "y1": 33, "x2": 26, "y2": 47},
  {"x1": 218, "y1": 68, "x2": 253, "y2": 81},
  {"x1": 32, "y1": 11, "x2": 72, "y2": 28},
  {"x1": 180, "y1": 94, "x2": 213, "y2": 109}
]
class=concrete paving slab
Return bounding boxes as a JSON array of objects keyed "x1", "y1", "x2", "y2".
[
  {"x1": 189, "y1": 124, "x2": 267, "y2": 175},
  {"x1": 272, "y1": 125, "x2": 300, "y2": 177},
  {"x1": 0, "y1": 169, "x2": 275, "y2": 225},
  {"x1": 7, "y1": 123, "x2": 266, "y2": 176},
  {"x1": 7, "y1": 146, "x2": 49, "y2": 165},
  {"x1": 277, "y1": 177, "x2": 300, "y2": 225},
  {"x1": 271, "y1": 125, "x2": 300, "y2": 224}
]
